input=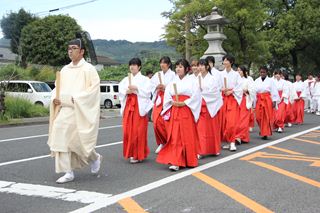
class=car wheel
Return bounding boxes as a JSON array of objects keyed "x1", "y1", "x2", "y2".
[
  {"x1": 35, "y1": 101, "x2": 44, "y2": 106},
  {"x1": 104, "y1": 100, "x2": 113, "y2": 109}
]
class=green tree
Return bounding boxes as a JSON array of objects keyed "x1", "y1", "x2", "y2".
[
  {"x1": 263, "y1": 0, "x2": 320, "y2": 74},
  {"x1": 215, "y1": 0, "x2": 271, "y2": 68},
  {"x1": 162, "y1": 0, "x2": 214, "y2": 61},
  {"x1": 20, "y1": 15, "x2": 81, "y2": 66},
  {"x1": 0, "y1": 9, "x2": 37, "y2": 66}
]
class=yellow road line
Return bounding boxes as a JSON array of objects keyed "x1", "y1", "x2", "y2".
[
  {"x1": 249, "y1": 161, "x2": 320, "y2": 188},
  {"x1": 292, "y1": 138, "x2": 320, "y2": 145},
  {"x1": 193, "y1": 172, "x2": 273, "y2": 213},
  {"x1": 268, "y1": 146, "x2": 304, "y2": 155},
  {"x1": 118, "y1": 197, "x2": 148, "y2": 213}
]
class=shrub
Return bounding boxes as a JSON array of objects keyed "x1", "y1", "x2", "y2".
[{"x1": 4, "y1": 96, "x2": 49, "y2": 119}]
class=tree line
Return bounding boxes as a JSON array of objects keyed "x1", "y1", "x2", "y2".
[{"x1": 1, "y1": 0, "x2": 320, "y2": 76}]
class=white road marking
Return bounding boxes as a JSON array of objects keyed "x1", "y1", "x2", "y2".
[
  {"x1": 70, "y1": 126, "x2": 320, "y2": 213},
  {"x1": 0, "y1": 180, "x2": 112, "y2": 204},
  {"x1": 0, "y1": 141, "x2": 123, "y2": 167},
  {"x1": 0, "y1": 125, "x2": 122, "y2": 144}
]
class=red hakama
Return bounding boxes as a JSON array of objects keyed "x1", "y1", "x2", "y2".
[
  {"x1": 293, "y1": 91, "x2": 304, "y2": 124},
  {"x1": 123, "y1": 94, "x2": 149, "y2": 160},
  {"x1": 274, "y1": 91, "x2": 286, "y2": 129},
  {"x1": 197, "y1": 99, "x2": 221, "y2": 155},
  {"x1": 256, "y1": 92, "x2": 274, "y2": 137},
  {"x1": 152, "y1": 91, "x2": 167, "y2": 145},
  {"x1": 249, "y1": 109, "x2": 255, "y2": 128},
  {"x1": 221, "y1": 94, "x2": 240, "y2": 143},
  {"x1": 156, "y1": 95, "x2": 199, "y2": 167},
  {"x1": 235, "y1": 96, "x2": 250, "y2": 142}
]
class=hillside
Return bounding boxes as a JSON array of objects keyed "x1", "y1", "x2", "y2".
[
  {"x1": 93, "y1": 39, "x2": 181, "y2": 64},
  {"x1": 0, "y1": 37, "x2": 181, "y2": 64}
]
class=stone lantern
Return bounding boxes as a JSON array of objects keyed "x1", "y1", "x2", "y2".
[{"x1": 197, "y1": 7, "x2": 230, "y2": 70}]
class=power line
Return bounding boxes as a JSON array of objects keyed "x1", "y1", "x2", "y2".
[{"x1": 35, "y1": 0, "x2": 98, "y2": 16}]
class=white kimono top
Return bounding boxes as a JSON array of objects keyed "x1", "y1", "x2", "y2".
[
  {"x1": 304, "y1": 78, "x2": 316, "y2": 98},
  {"x1": 220, "y1": 69, "x2": 243, "y2": 105},
  {"x1": 150, "y1": 69, "x2": 176, "y2": 106},
  {"x1": 293, "y1": 80, "x2": 307, "y2": 98},
  {"x1": 161, "y1": 75, "x2": 201, "y2": 122},
  {"x1": 311, "y1": 81, "x2": 320, "y2": 98},
  {"x1": 273, "y1": 78, "x2": 289, "y2": 104},
  {"x1": 254, "y1": 77, "x2": 280, "y2": 106},
  {"x1": 286, "y1": 80, "x2": 298, "y2": 104},
  {"x1": 119, "y1": 72, "x2": 153, "y2": 116},
  {"x1": 196, "y1": 73, "x2": 223, "y2": 117},
  {"x1": 211, "y1": 67, "x2": 223, "y2": 90},
  {"x1": 241, "y1": 76, "x2": 256, "y2": 109}
]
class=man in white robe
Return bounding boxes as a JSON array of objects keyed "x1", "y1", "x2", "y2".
[{"x1": 48, "y1": 39, "x2": 102, "y2": 183}]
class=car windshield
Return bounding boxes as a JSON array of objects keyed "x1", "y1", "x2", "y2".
[{"x1": 31, "y1": 82, "x2": 52, "y2": 92}]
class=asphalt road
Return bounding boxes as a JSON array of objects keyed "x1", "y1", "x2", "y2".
[{"x1": 0, "y1": 113, "x2": 319, "y2": 213}]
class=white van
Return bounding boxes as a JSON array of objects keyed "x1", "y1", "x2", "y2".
[
  {"x1": 2, "y1": 80, "x2": 52, "y2": 107},
  {"x1": 100, "y1": 81, "x2": 120, "y2": 108}
]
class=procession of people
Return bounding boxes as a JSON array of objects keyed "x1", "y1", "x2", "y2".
[{"x1": 48, "y1": 39, "x2": 318, "y2": 182}]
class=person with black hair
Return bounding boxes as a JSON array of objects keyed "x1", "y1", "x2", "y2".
[
  {"x1": 119, "y1": 58, "x2": 153, "y2": 164},
  {"x1": 253, "y1": 66, "x2": 279, "y2": 140},
  {"x1": 220, "y1": 54, "x2": 243, "y2": 151},
  {"x1": 156, "y1": 59, "x2": 201, "y2": 171},
  {"x1": 196, "y1": 59, "x2": 223, "y2": 159},
  {"x1": 273, "y1": 70, "x2": 290, "y2": 133},
  {"x1": 235, "y1": 65, "x2": 255, "y2": 144},
  {"x1": 293, "y1": 74, "x2": 306, "y2": 124},
  {"x1": 150, "y1": 56, "x2": 176, "y2": 154},
  {"x1": 206, "y1": 56, "x2": 223, "y2": 90},
  {"x1": 48, "y1": 39, "x2": 102, "y2": 183}
]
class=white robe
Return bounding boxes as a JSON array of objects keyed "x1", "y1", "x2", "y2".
[
  {"x1": 150, "y1": 69, "x2": 176, "y2": 106},
  {"x1": 273, "y1": 78, "x2": 290, "y2": 104},
  {"x1": 119, "y1": 72, "x2": 153, "y2": 116},
  {"x1": 241, "y1": 76, "x2": 256, "y2": 109},
  {"x1": 48, "y1": 58, "x2": 100, "y2": 167},
  {"x1": 196, "y1": 73, "x2": 223, "y2": 117},
  {"x1": 220, "y1": 69, "x2": 243, "y2": 105},
  {"x1": 286, "y1": 81, "x2": 298, "y2": 104},
  {"x1": 211, "y1": 67, "x2": 223, "y2": 90},
  {"x1": 161, "y1": 75, "x2": 201, "y2": 122},
  {"x1": 293, "y1": 80, "x2": 307, "y2": 98},
  {"x1": 254, "y1": 77, "x2": 280, "y2": 106},
  {"x1": 304, "y1": 78, "x2": 315, "y2": 99}
]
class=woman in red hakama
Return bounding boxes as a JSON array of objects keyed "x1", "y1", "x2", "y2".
[
  {"x1": 292, "y1": 74, "x2": 305, "y2": 124},
  {"x1": 220, "y1": 55, "x2": 243, "y2": 152},
  {"x1": 273, "y1": 71, "x2": 289, "y2": 133},
  {"x1": 150, "y1": 57, "x2": 175, "y2": 153},
  {"x1": 235, "y1": 66, "x2": 255, "y2": 144},
  {"x1": 156, "y1": 59, "x2": 201, "y2": 171},
  {"x1": 254, "y1": 66, "x2": 280, "y2": 139},
  {"x1": 119, "y1": 58, "x2": 153, "y2": 163},
  {"x1": 196, "y1": 59, "x2": 223, "y2": 158}
]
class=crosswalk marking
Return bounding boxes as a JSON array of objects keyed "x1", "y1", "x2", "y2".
[{"x1": 0, "y1": 180, "x2": 112, "y2": 204}]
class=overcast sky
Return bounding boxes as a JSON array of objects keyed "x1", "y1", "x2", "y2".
[{"x1": 0, "y1": 0, "x2": 173, "y2": 42}]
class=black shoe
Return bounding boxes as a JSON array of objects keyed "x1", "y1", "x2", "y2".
[{"x1": 261, "y1": 136, "x2": 268, "y2": 140}]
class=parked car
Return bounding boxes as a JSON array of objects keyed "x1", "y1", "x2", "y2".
[
  {"x1": 100, "y1": 81, "x2": 120, "y2": 109},
  {"x1": 2, "y1": 80, "x2": 52, "y2": 107}
]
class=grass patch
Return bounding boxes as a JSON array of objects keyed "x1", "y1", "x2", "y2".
[{"x1": 2, "y1": 96, "x2": 49, "y2": 119}]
